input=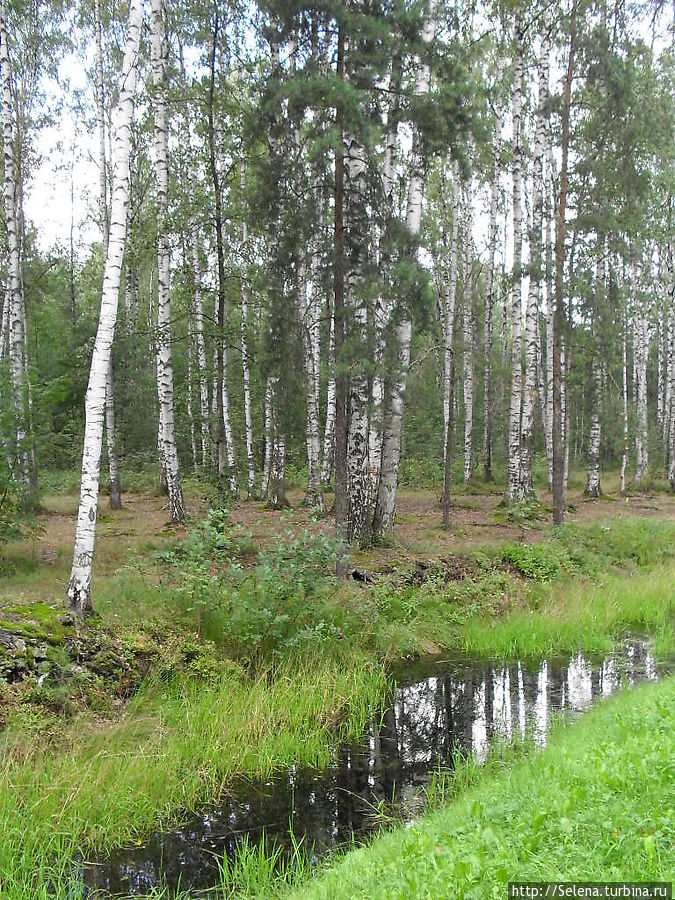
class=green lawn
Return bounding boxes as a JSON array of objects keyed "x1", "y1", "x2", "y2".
[{"x1": 289, "y1": 677, "x2": 675, "y2": 900}]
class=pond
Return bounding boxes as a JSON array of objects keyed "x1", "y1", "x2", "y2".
[{"x1": 79, "y1": 638, "x2": 662, "y2": 896}]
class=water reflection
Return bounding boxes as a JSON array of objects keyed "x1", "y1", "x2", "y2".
[{"x1": 80, "y1": 639, "x2": 660, "y2": 897}]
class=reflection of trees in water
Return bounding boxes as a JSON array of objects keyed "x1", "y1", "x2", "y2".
[{"x1": 82, "y1": 641, "x2": 658, "y2": 896}]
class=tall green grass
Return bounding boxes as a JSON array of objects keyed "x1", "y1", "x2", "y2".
[{"x1": 0, "y1": 656, "x2": 385, "y2": 899}]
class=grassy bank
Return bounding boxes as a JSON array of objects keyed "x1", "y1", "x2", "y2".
[
  {"x1": 0, "y1": 509, "x2": 674, "y2": 897},
  {"x1": 288, "y1": 676, "x2": 674, "y2": 900},
  {"x1": 0, "y1": 656, "x2": 385, "y2": 899}
]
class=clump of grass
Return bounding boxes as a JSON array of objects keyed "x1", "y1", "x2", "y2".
[
  {"x1": 0, "y1": 655, "x2": 386, "y2": 899},
  {"x1": 288, "y1": 677, "x2": 675, "y2": 899}
]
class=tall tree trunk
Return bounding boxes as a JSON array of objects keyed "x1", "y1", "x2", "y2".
[
  {"x1": 1, "y1": 0, "x2": 29, "y2": 496},
  {"x1": 444, "y1": 159, "x2": 461, "y2": 472},
  {"x1": 208, "y1": 11, "x2": 237, "y2": 498},
  {"x1": 321, "y1": 295, "x2": 336, "y2": 486},
  {"x1": 373, "y1": 0, "x2": 436, "y2": 538},
  {"x1": 621, "y1": 306, "x2": 628, "y2": 494},
  {"x1": 152, "y1": 0, "x2": 184, "y2": 524},
  {"x1": 369, "y1": 53, "x2": 402, "y2": 494},
  {"x1": 298, "y1": 246, "x2": 324, "y2": 509},
  {"x1": 585, "y1": 353, "x2": 602, "y2": 497},
  {"x1": 66, "y1": 0, "x2": 143, "y2": 616},
  {"x1": 544, "y1": 146, "x2": 555, "y2": 488},
  {"x1": 505, "y1": 14, "x2": 524, "y2": 505},
  {"x1": 190, "y1": 233, "x2": 210, "y2": 465},
  {"x1": 261, "y1": 380, "x2": 273, "y2": 499},
  {"x1": 634, "y1": 265, "x2": 649, "y2": 485},
  {"x1": 585, "y1": 251, "x2": 605, "y2": 498},
  {"x1": 553, "y1": 0, "x2": 577, "y2": 526},
  {"x1": 520, "y1": 20, "x2": 549, "y2": 499},
  {"x1": 483, "y1": 58, "x2": 504, "y2": 483},
  {"x1": 657, "y1": 280, "x2": 665, "y2": 441},
  {"x1": 94, "y1": 0, "x2": 122, "y2": 510},
  {"x1": 345, "y1": 134, "x2": 372, "y2": 545},
  {"x1": 239, "y1": 159, "x2": 256, "y2": 498},
  {"x1": 667, "y1": 237, "x2": 675, "y2": 489},
  {"x1": 333, "y1": 23, "x2": 349, "y2": 571},
  {"x1": 462, "y1": 183, "x2": 474, "y2": 485},
  {"x1": 186, "y1": 321, "x2": 198, "y2": 472}
]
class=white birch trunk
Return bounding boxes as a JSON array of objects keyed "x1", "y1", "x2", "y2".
[
  {"x1": 444, "y1": 159, "x2": 461, "y2": 467},
  {"x1": 667, "y1": 242, "x2": 675, "y2": 488},
  {"x1": 345, "y1": 134, "x2": 372, "y2": 543},
  {"x1": 520, "y1": 22, "x2": 549, "y2": 499},
  {"x1": 1, "y1": 0, "x2": 29, "y2": 491},
  {"x1": 634, "y1": 265, "x2": 649, "y2": 485},
  {"x1": 321, "y1": 299, "x2": 336, "y2": 485},
  {"x1": 152, "y1": 0, "x2": 185, "y2": 523},
  {"x1": 261, "y1": 379, "x2": 274, "y2": 499},
  {"x1": 585, "y1": 251, "x2": 605, "y2": 497},
  {"x1": 95, "y1": 0, "x2": 122, "y2": 510},
  {"x1": 505, "y1": 15, "x2": 524, "y2": 505},
  {"x1": 369, "y1": 58, "x2": 401, "y2": 489},
  {"x1": 373, "y1": 0, "x2": 436, "y2": 536},
  {"x1": 544, "y1": 160, "x2": 554, "y2": 489},
  {"x1": 462, "y1": 184, "x2": 474, "y2": 485},
  {"x1": 190, "y1": 233, "x2": 210, "y2": 465},
  {"x1": 239, "y1": 159, "x2": 256, "y2": 498},
  {"x1": 483, "y1": 59, "x2": 504, "y2": 481},
  {"x1": 186, "y1": 323, "x2": 198, "y2": 473},
  {"x1": 0, "y1": 289, "x2": 8, "y2": 360},
  {"x1": 67, "y1": 0, "x2": 143, "y2": 615},
  {"x1": 621, "y1": 308, "x2": 628, "y2": 494},
  {"x1": 657, "y1": 290, "x2": 664, "y2": 440},
  {"x1": 585, "y1": 354, "x2": 602, "y2": 497},
  {"x1": 665, "y1": 301, "x2": 673, "y2": 463}
]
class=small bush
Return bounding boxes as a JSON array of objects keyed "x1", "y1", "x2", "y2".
[{"x1": 499, "y1": 542, "x2": 572, "y2": 581}]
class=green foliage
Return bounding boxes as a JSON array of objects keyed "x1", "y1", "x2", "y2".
[
  {"x1": 499, "y1": 541, "x2": 572, "y2": 581},
  {"x1": 166, "y1": 510, "x2": 359, "y2": 660}
]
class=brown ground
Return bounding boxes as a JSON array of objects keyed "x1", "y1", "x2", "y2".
[{"x1": 2, "y1": 479, "x2": 675, "y2": 610}]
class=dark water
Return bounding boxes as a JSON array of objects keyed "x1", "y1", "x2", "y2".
[{"x1": 79, "y1": 639, "x2": 661, "y2": 897}]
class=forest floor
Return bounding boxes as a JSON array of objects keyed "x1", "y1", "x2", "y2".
[
  {"x1": 3, "y1": 470, "x2": 675, "y2": 610},
  {"x1": 0, "y1": 469, "x2": 674, "y2": 897}
]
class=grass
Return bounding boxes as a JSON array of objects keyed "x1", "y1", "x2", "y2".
[
  {"x1": 0, "y1": 655, "x2": 386, "y2": 899},
  {"x1": 365, "y1": 517, "x2": 675, "y2": 660},
  {"x1": 286, "y1": 676, "x2": 675, "y2": 900},
  {"x1": 0, "y1": 481, "x2": 674, "y2": 898}
]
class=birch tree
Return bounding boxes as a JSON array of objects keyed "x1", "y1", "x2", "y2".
[
  {"x1": 520, "y1": 19, "x2": 550, "y2": 499},
  {"x1": 0, "y1": 0, "x2": 30, "y2": 497},
  {"x1": 373, "y1": 0, "x2": 436, "y2": 538},
  {"x1": 482, "y1": 57, "x2": 504, "y2": 483},
  {"x1": 66, "y1": 0, "x2": 143, "y2": 615},
  {"x1": 94, "y1": 0, "x2": 122, "y2": 510},
  {"x1": 504, "y1": 13, "x2": 524, "y2": 505},
  {"x1": 461, "y1": 183, "x2": 474, "y2": 485},
  {"x1": 152, "y1": 0, "x2": 184, "y2": 523},
  {"x1": 239, "y1": 159, "x2": 256, "y2": 498},
  {"x1": 634, "y1": 295, "x2": 649, "y2": 485}
]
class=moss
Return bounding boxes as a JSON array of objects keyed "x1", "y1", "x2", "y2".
[{"x1": 0, "y1": 601, "x2": 72, "y2": 645}]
